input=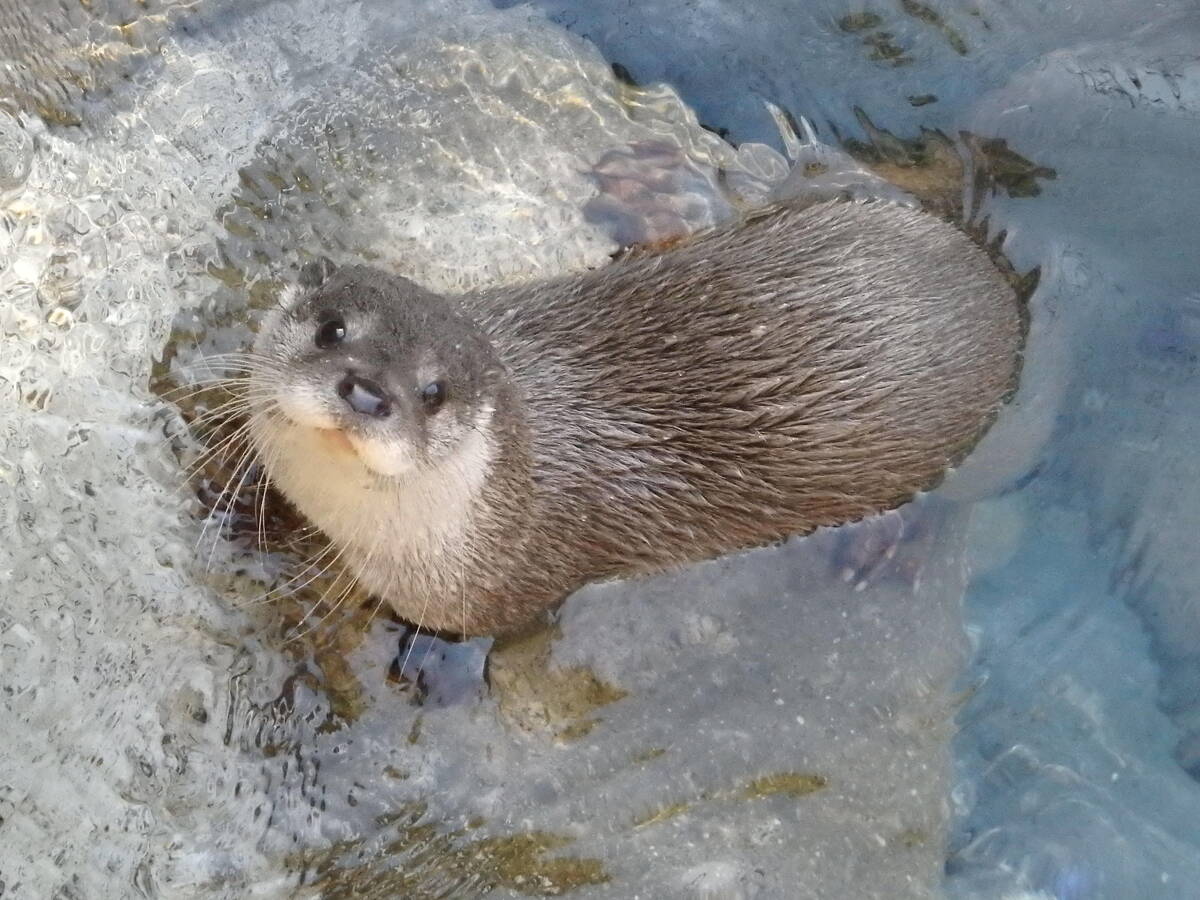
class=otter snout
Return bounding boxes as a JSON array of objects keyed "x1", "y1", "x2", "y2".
[{"x1": 337, "y1": 372, "x2": 392, "y2": 418}]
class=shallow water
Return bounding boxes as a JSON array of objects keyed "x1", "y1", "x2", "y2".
[{"x1": 2, "y1": 1, "x2": 1198, "y2": 898}]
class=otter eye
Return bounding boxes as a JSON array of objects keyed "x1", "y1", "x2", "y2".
[
  {"x1": 420, "y1": 380, "x2": 447, "y2": 414},
  {"x1": 315, "y1": 316, "x2": 346, "y2": 349}
]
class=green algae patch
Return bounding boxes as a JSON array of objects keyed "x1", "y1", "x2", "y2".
[
  {"x1": 555, "y1": 717, "x2": 600, "y2": 742},
  {"x1": 966, "y1": 133, "x2": 1058, "y2": 198},
  {"x1": 836, "y1": 11, "x2": 913, "y2": 66},
  {"x1": 900, "y1": 0, "x2": 970, "y2": 55},
  {"x1": 624, "y1": 770, "x2": 827, "y2": 834},
  {"x1": 286, "y1": 814, "x2": 609, "y2": 898},
  {"x1": 313, "y1": 641, "x2": 370, "y2": 727},
  {"x1": 893, "y1": 826, "x2": 931, "y2": 849},
  {"x1": 406, "y1": 714, "x2": 423, "y2": 745},
  {"x1": 839, "y1": 110, "x2": 967, "y2": 217},
  {"x1": 840, "y1": 2, "x2": 974, "y2": 68},
  {"x1": 633, "y1": 801, "x2": 692, "y2": 830},
  {"x1": 488, "y1": 627, "x2": 628, "y2": 741},
  {"x1": 470, "y1": 832, "x2": 611, "y2": 895},
  {"x1": 838, "y1": 12, "x2": 883, "y2": 32},
  {"x1": 839, "y1": 108, "x2": 1057, "y2": 225},
  {"x1": 743, "y1": 772, "x2": 829, "y2": 800},
  {"x1": 863, "y1": 32, "x2": 912, "y2": 66},
  {"x1": 631, "y1": 746, "x2": 667, "y2": 764}
]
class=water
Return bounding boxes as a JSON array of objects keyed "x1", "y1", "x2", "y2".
[{"x1": 1, "y1": 0, "x2": 1198, "y2": 897}]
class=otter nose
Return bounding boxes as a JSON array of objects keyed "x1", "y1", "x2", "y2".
[{"x1": 337, "y1": 373, "x2": 391, "y2": 418}]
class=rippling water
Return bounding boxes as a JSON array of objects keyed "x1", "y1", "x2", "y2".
[{"x1": 2, "y1": 1, "x2": 1198, "y2": 898}]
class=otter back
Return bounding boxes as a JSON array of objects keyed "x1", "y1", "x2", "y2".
[{"x1": 468, "y1": 200, "x2": 1021, "y2": 626}]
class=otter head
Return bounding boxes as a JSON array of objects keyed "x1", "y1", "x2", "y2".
[{"x1": 249, "y1": 260, "x2": 506, "y2": 480}]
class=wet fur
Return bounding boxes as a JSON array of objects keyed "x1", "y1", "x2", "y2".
[{"x1": 253, "y1": 199, "x2": 1022, "y2": 635}]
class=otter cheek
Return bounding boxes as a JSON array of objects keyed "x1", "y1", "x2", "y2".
[{"x1": 424, "y1": 407, "x2": 472, "y2": 460}]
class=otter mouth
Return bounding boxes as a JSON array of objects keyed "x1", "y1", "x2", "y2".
[
  {"x1": 262, "y1": 401, "x2": 419, "y2": 479},
  {"x1": 302, "y1": 420, "x2": 420, "y2": 479},
  {"x1": 314, "y1": 426, "x2": 358, "y2": 456}
]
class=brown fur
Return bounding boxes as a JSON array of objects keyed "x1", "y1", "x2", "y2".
[{"x1": 435, "y1": 198, "x2": 1020, "y2": 633}]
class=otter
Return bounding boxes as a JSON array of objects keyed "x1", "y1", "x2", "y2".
[{"x1": 244, "y1": 199, "x2": 1022, "y2": 636}]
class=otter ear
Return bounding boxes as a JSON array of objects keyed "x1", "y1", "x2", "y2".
[{"x1": 299, "y1": 256, "x2": 337, "y2": 288}]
